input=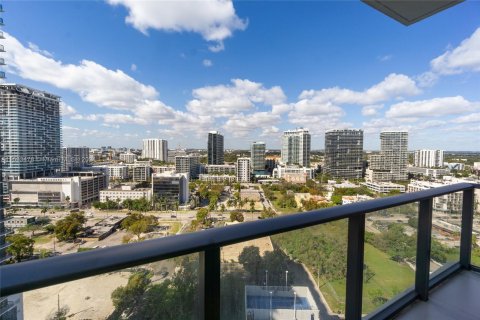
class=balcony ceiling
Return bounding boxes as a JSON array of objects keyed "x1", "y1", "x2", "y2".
[{"x1": 362, "y1": 0, "x2": 464, "y2": 25}]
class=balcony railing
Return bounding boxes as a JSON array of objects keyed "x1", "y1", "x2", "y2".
[{"x1": 0, "y1": 182, "x2": 478, "y2": 319}]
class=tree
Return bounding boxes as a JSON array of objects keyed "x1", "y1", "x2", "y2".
[
  {"x1": 6, "y1": 234, "x2": 34, "y2": 262},
  {"x1": 19, "y1": 223, "x2": 43, "y2": 237},
  {"x1": 249, "y1": 200, "x2": 255, "y2": 213},
  {"x1": 121, "y1": 213, "x2": 158, "y2": 240},
  {"x1": 41, "y1": 207, "x2": 48, "y2": 216},
  {"x1": 54, "y1": 212, "x2": 87, "y2": 241},
  {"x1": 65, "y1": 196, "x2": 70, "y2": 208},
  {"x1": 230, "y1": 211, "x2": 244, "y2": 222},
  {"x1": 13, "y1": 197, "x2": 20, "y2": 206}
]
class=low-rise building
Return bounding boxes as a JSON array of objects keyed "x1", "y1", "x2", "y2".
[
  {"x1": 152, "y1": 165, "x2": 175, "y2": 174},
  {"x1": 151, "y1": 172, "x2": 189, "y2": 205},
  {"x1": 199, "y1": 174, "x2": 236, "y2": 183},
  {"x1": 342, "y1": 194, "x2": 374, "y2": 205},
  {"x1": 131, "y1": 164, "x2": 152, "y2": 182},
  {"x1": 9, "y1": 171, "x2": 107, "y2": 206},
  {"x1": 204, "y1": 164, "x2": 236, "y2": 175},
  {"x1": 272, "y1": 165, "x2": 314, "y2": 184},
  {"x1": 100, "y1": 187, "x2": 151, "y2": 203},
  {"x1": 362, "y1": 181, "x2": 406, "y2": 193},
  {"x1": 407, "y1": 167, "x2": 449, "y2": 178},
  {"x1": 5, "y1": 216, "x2": 35, "y2": 228}
]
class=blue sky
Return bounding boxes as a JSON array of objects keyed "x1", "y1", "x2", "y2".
[{"x1": 2, "y1": 0, "x2": 480, "y2": 150}]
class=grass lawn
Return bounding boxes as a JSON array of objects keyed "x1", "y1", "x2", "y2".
[
  {"x1": 314, "y1": 243, "x2": 414, "y2": 315},
  {"x1": 32, "y1": 234, "x2": 53, "y2": 245},
  {"x1": 271, "y1": 191, "x2": 300, "y2": 214}
]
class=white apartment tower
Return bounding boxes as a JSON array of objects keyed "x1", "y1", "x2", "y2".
[
  {"x1": 237, "y1": 158, "x2": 251, "y2": 183},
  {"x1": 142, "y1": 139, "x2": 168, "y2": 161},
  {"x1": 0, "y1": 84, "x2": 61, "y2": 182},
  {"x1": 414, "y1": 149, "x2": 444, "y2": 168},
  {"x1": 281, "y1": 128, "x2": 311, "y2": 167},
  {"x1": 251, "y1": 141, "x2": 266, "y2": 172},
  {"x1": 367, "y1": 131, "x2": 408, "y2": 182}
]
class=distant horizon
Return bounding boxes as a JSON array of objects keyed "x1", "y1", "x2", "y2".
[{"x1": 2, "y1": 1, "x2": 480, "y2": 150}]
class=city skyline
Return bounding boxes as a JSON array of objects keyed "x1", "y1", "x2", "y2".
[{"x1": 1, "y1": 2, "x2": 480, "y2": 150}]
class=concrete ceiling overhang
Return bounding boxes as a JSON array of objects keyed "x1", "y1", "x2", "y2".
[{"x1": 362, "y1": 0, "x2": 465, "y2": 25}]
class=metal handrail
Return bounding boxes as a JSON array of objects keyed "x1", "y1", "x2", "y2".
[{"x1": 0, "y1": 182, "x2": 478, "y2": 319}]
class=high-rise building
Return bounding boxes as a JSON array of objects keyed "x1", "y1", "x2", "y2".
[
  {"x1": 367, "y1": 131, "x2": 408, "y2": 182},
  {"x1": 324, "y1": 129, "x2": 364, "y2": 179},
  {"x1": 62, "y1": 147, "x2": 90, "y2": 172},
  {"x1": 175, "y1": 155, "x2": 200, "y2": 180},
  {"x1": 142, "y1": 139, "x2": 168, "y2": 161},
  {"x1": 151, "y1": 172, "x2": 189, "y2": 205},
  {"x1": 250, "y1": 142, "x2": 266, "y2": 172},
  {"x1": 414, "y1": 149, "x2": 444, "y2": 168},
  {"x1": 236, "y1": 158, "x2": 251, "y2": 183},
  {"x1": 0, "y1": 84, "x2": 61, "y2": 186},
  {"x1": 208, "y1": 131, "x2": 224, "y2": 165},
  {"x1": 281, "y1": 128, "x2": 311, "y2": 167}
]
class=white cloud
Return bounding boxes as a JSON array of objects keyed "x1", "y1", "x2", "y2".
[
  {"x1": 378, "y1": 54, "x2": 393, "y2": 62},
  {"x1": 106, "y1": 0, "x2": 247, "y2": 51},
  {"x1": 452, "y1": 112, "x2": 480, "y2": 124},
  {"x1": 28, "y1": 42, "x2": 53, "y2": 58},
  {"x1": 386, "y1": 96, "x2": 476, "y2": 118},
  {"x1": 431, "y1": 27, "x2": 480, "y2": 75},
  {"x1": 187, "y1": 79, "x2": 287, "y2": 117},
  {"x1": 5, "y1": 33, "x2": 158, "y2": 111},
  {"x1": 130, "y1": 63, "x2": 137, "y2": 71},
  {"x1": 297, "y1": 73, "x2": 420, "y2": 107},
  {"x1": 223, "y1": 112, "x2": 281, "y2": 137},
  {"x1": 362, "y1": 104, "x2": 383, "y2": 116},
  {"x1": 203, "y1": 59, "x2": 213, "y2": 67},
  {"x1": 60, "y1": 102, "x2": 77, "y2": 116}
]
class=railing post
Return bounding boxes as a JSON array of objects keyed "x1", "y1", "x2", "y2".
[
  {"x1": 346, "y1": 213, "x2": 365, "y2": 320},
  {"x1": 415, "y1": 198, "x2": 433, "y2": 301},
  {"x1": 460, "y1": 189, "x2": 474, "y2": 269},
  {"x1": 199, "y1": 247, "x2": 221, "y2": 320}
]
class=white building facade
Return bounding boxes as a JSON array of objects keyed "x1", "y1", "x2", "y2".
[
  {"x1": 236, "y1": 158, "x2": 251, "y2": 183},
  {"x1": 414, "y1": 149, "x2": 444, "y2": 168},
  {"x1": 281, "y1": 128, "x2": 311, "y2": 167},
  {"x1": 142, "y1": 139, "x2": 168, "y2": 161}
]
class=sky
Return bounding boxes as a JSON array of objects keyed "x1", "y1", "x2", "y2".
[{"x1": 1, "y1": 0, "x2": 480, "y2": 150}]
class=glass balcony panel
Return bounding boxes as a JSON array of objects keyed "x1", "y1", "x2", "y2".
[
  {"x1": 220, "y1": 220, "x2": 348, "y2": 320},
  {"x1": 472, "y1": 190, "x2": 480, "y2": 267},
  {"x1": 363, "y1": 202, "x2": 418, "y2": 314},
  {"x1": 429, "y1": 194, "x2": 461, "y2": 277},
  {"x1": 21, "y1": 253, "x2": 199, "y2": 320}
]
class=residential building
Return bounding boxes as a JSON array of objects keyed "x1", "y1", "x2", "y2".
[
  {"x1": 167, "y1": 148, "x2": 187, "y2": 163},
  {"x1": 204, "y1": 164, "x2": 236, "y2": 175},
  {"x1": 131, "y1": 164, "x2": 151, "y2": 182},
  {"x1": 236, "y1": 158, "x2": 251, "y2": 183},
  {"x1": 119, "y1": 152, "x2": 137, "y2": 164},
  {"x1": 9, "y1": 171, "x2": 107, "y2": 206},
  {"x1": 198, "y1": 174, "x2": 236, "y2": 183},
  {"x1": 444, "y1": 162, "x2": 465, "y2": 171},
  {"x1": 142, "y1": 139, "x2": 168, "y2": 161},
  {"x1": 408, "y1": 177, "x2": 480, "y2": 213},
  {"x1": 407, "y1": 166, "x2": 449, "y2": 178},
  {"x1": 175, "y1": 155, "x2": 200, "y2": 180},
  {"x1": 281, "y1": 128, "x2": 311, "y2": 167},
  {"x1": 324, "y1": 129, "x2": 364, "y2": 179},
  {"x1": 251, "y1": 141, "x2": 266, "y2": 172},
  {"x1": 414, "y1": 149, "x2": 444, "y2": 168},
  {"x1": 152, "y1": 165, "x2": 175, "y2": 174},
  {"x1": 272, "y1": 165, "x2": 314, "y2": 184},
  {"x1": 366, "y1": 131, "x2": 408, "y2": 182},
  {"x1": 62, "y1": 147, "x2": 90, "y2": 172},
  {"x1": 207, "y1": 131, "x2": 224, "y2": 165},
  {"x1": 100, "y1": 187, "x2": 151, "y2": 203},
  {"x1": 0, "y1": 84, "x2": 61, "y2": 187},
  {"x1": 362, "y1": 181, "x2": 406, "y2": 193},
  {"x1": 107, "y1": 165, "x2": 129, "y2": 180},
  {"x1": 151, "y1": 172, "x2": 189, "y2": 205}
]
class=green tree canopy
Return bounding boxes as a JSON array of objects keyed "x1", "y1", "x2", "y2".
[
  {"x1": 54, "y1": 212, "x2": 87, "y2": 241},
  {"x1": 6, "y1": 234, "x2": 35, "y2": 262}
]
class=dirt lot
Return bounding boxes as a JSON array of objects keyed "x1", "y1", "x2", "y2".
[
  {"x1": 23, "y1": 271, "x2": 130, "y2": 320},
  {"x1": 221, "y1": 236, "x2": 273, "y2": 262}
]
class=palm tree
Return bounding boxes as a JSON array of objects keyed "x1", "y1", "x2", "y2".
[{"x1": 65, "y1": 196, "x2": 70, "y2": 209}]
